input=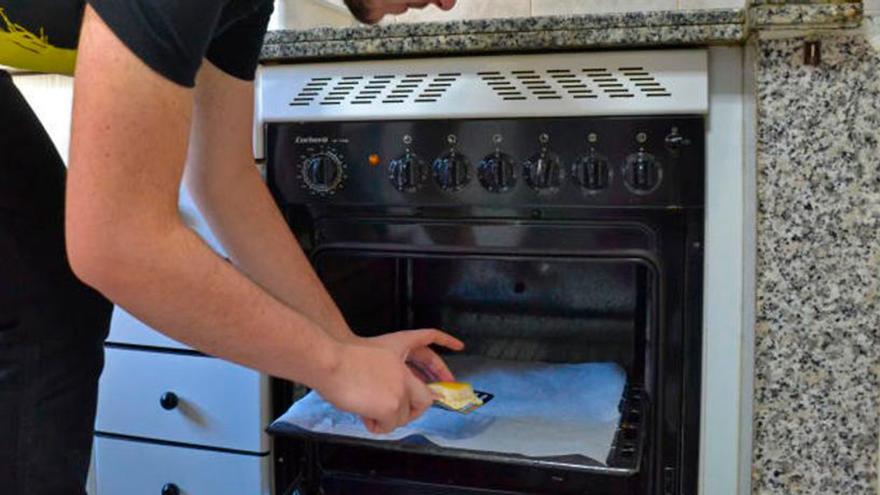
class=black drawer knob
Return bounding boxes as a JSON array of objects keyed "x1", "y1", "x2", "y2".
[
  {"x1": 159, "y1": 392, "x2": 179, "y2": 411},
  {"x1": 161, "y1": 483, "x2": 180, "y2": 495}
]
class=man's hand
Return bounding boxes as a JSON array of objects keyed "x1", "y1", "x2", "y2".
[
  {"x1": 316, "y1": 341, "x2": 435, "y2": 434},
  {"x1": 344, "y1": 0, "x2": 456, "y2": 24},
  {"x1": 315, "y1": 329, "x2": 463, "y2": 434},
  {"x1": 366, "y1": 329, "x2": 465, "y2": 382}
]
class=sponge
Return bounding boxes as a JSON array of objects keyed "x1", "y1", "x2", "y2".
[{"x1": 428, "y1": 381, "x2": 484, "y2": 413}]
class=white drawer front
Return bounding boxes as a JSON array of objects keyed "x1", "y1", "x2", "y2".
[
  {"x1": 178, "y1": 187, "x2": 226, "y2": 256},
  {"x1": 107, "y1": 308, "x2": 191, "y2": 350},
  {"x1": 97, "y1": 348, "x2": 270, "y2": 453},
  {"x1": 94, "y1": 437, "x2": 271, "y2": 495}
]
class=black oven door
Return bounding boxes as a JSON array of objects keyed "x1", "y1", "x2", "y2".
[{"x1": 271, "y1": 217, "x2": 667, "y2": 495}]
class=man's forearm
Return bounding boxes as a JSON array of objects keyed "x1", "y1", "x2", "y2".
[
  {"x1": 73, "y1": 215, "x2": 342, "y2": 387},
  {"x1": 185, "y1": 162, "x2": 358, "y2": 343},
  {"x1": 183, "y1": 61, "x2": 357, "y2": 345}
]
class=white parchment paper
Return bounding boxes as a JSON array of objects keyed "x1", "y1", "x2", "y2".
[{"x1": 271, "y1": 355, "x2": 626, "y2": 465}]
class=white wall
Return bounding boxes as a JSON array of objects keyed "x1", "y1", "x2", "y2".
[
  {"x1": 273, "y1": 0, "x2": 748, "y2": 29},
  {"x1": 269, "y1": 0, "x2": 356, "y2": 29}
]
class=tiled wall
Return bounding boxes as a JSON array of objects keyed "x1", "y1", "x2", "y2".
[
  {"x1": 531, "y1": 0, "x2": 743, "y2": 16},
  {"x1": 273, "y1": 0, "x2": 747, "y2": 29},
  {"x1": 867, "y1": 0, "x2": 880, "y2": 15},
  {"x1": 269, "y1": 0, "x2": 354, "y2": 29}
]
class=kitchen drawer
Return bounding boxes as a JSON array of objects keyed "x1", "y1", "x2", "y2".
[
  {"x1": 107, "y1": 308, "x2": 191, "y2": 350},
  {"x1": 178, "y1": 187, "x2": 226, "y2": 256},
  {"x1": 97, "y1": 347, "x2": 270, "y2": 453},
  {"x1": 94, "y1": 436, "x2": 271, "y2": 495}
]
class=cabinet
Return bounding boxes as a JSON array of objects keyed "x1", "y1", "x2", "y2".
[
  {"x1": 94, "y1": 437, "x2": 271, "y2": 495},
  {"x1": 94, "y1": 191, "x2": 273, "y2": 494}
]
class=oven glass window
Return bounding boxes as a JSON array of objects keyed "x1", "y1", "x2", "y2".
[{"x1": 315, "y1": 252, "x2": 653, "y2": 375}]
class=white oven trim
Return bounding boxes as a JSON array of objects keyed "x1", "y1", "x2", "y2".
[
  {"x1": 700, "y1": 45, "x2": 754, "y2": 495},
  {"x1": 254, "y1": 50, "x2": 709, "y2": 161},
  {"x1": 256, "y1": 50, "x2": 707, "y2": 121}
]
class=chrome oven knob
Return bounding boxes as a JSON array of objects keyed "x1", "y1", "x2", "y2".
[
  {"x1": 301, "y1": 151, "x2": 345, "y2": 195},
  {"x1": 573, "y1": 151, "x2": 610, "y2": 191},
  {"x1": 432, "y1": 151, "x2": 471, "y2": 192},
  {"x1": 524, "y1": 151, "x2": 563, "y2": 193},
  {"x1": 624, "y1": 151, "x2": 662, "y2": 193},
  {"x1": 478, "y1": 152, "x2": 517, "y2": 193},
  {"x1": 388, "y1": 152, "x2": 428, "y2": 193}
]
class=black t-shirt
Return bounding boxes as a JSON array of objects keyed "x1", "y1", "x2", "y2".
[{"x1": 0, "y1": 0, "x2": 273, "y2": 87}]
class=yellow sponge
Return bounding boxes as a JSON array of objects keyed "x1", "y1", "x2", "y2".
[{"x1": 428, "y1": 381, "x2": 484, "y2": 413}]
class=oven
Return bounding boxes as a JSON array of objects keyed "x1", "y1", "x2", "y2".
[{"x1": 259, "y1": 50, "x2": 707, "y2": 495}]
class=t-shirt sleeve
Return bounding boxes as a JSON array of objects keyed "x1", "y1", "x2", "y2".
[
  {"x1": 206, "y1": 2, "x2": 273, "y2": 83},
  {"x1": 86, "y1": 0, "x2": 272, "y2": 88}
]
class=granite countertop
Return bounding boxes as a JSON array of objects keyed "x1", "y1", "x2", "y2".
[
  {"x1": 260, "y1": 2, "x2": 862, "y2": 63},
  {"x1": 261, "y1": 9, "x2": 745, "y2": 62}
]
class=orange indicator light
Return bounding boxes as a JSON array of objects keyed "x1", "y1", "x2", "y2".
[{"x1": 368, "y1": 154, "x2": 381, "y2": 166}]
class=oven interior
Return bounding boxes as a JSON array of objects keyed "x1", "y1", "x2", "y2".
[
  {"x1": 316, "y1": 252, "x2": 651, "y2": 373},
  {"x1": 274, "y1": 245, "x2": 658, "y2": 494}
]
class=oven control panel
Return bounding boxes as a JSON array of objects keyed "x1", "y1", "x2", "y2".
[{"x1": 268, "y1": 116, "x2": 704, "y2": 208}]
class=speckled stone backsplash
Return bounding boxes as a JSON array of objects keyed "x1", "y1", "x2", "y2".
[{"x1": 752, "y1": 25, "x2": 880, "y2": 494}]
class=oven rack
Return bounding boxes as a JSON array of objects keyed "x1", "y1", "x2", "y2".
[
  {"x1": 274, "y1": 382, "x2": 649, "y2": 495},
  {"x1": 606, "y1": 382, "x2": 648, "y2": 470},
  {"x1": 269, "y1": 380, "x2": 648, "y2": 475}
]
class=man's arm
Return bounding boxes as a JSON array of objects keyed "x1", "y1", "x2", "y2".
[
  {"x1": 182, "y1": 61, "x2": 354, "y2": 344},
  {"x1": 66, "y1": 6, "x2": 437, "y2": 433},
  {"x1": 66, "y1": 6, "x2": 339, "y2": 385},
  {"x1": 183, "y1": 61, "x2": 462, "y2": 382}
]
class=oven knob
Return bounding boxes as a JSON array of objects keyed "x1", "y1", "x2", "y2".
[
  {"x1": 433, "y1": 151, "x2": 471, "y2": 192},
  {"x1": 478, "y1": 152, "x2": 517, "y2": 193},
  {"x1": 624, "y1": 151, "x2": 662, "y2": 193},
  {"x1": 301, "y1": 152, "x2": 345, "y2": 195},
  {"x1": 388, "y1": 152, "x2": 428, "y2": 193},
  {"x1": 573, "y1": 151, "x2": 610, "y2": 191},
  {"x1": 524, "y1": 151, "x2": 564, "y2": 193}
]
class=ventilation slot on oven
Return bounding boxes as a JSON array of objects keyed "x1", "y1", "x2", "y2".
[
  {"x1": 479, "y1": 70, "x2": 567, "y2": 101},
  {"x1": 355, "y1": 74, "x2": 391, "y2": 104},
  {"x1": 478, "y1": 71, "x2": 526, "y2": 101},
  {"x1": 290, "y1": 77, "x2": 331, "y2": 106},
  {"x1": 265, "y1": 50, "x2": 707, "y2": 119},
  {"x1": 583, "y1": 68, "x2": 634, "y2": 99},
  {"x1": 294, "y1": 67, "x2": 673, "y2": 107},
  {"x1": 620, "y1": 66, "x2": 672, "y2": 98},
  {"x1": 320, "y1": 76, "x2": 361, "y2": 105},
  {"x1": 515, "y1": 70, "x2": 562, "y2": 100},
  {"x1": 290, "y1": 73, "x2": 460, "y2": 107},
  {"x1": 416, "y1": 72, "x2": 460, "y2": 103},
  {"x1": 549, "y1": 69, "x2": 598, "y2": 100},
  {"x1": 480, "y1": 66, "x2": 673, "y2": 102}
]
